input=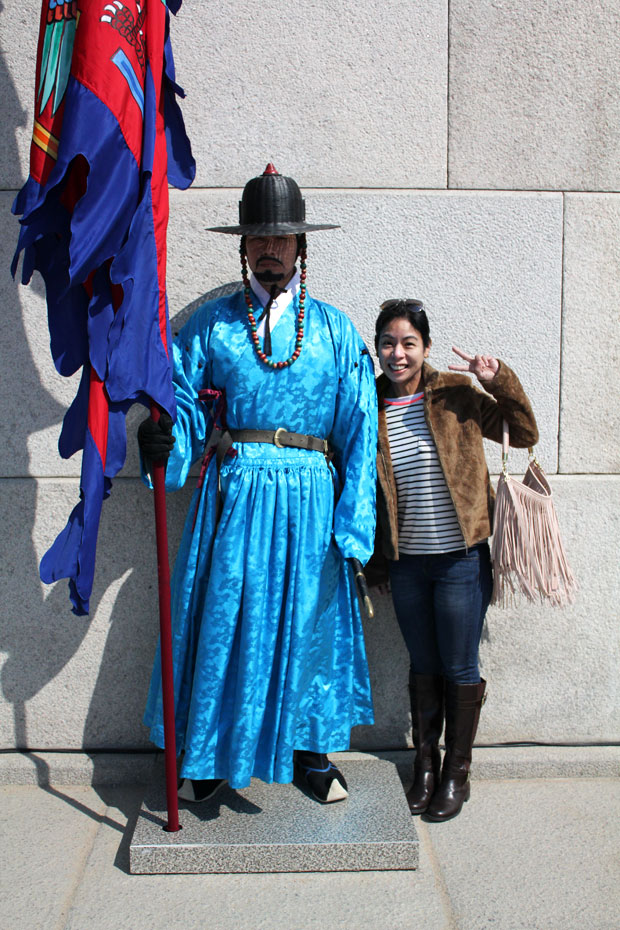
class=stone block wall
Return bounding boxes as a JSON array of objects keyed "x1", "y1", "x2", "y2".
[{"x1": 1, "y1": 0, "x2": 618, "y2": 752}]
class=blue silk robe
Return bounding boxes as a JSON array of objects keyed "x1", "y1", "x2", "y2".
[{"x1": 143, "y1": 286, "x2": 377, "y2": 789}]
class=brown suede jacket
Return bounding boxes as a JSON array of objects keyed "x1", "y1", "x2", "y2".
[{"x1": 366, "y1": 360, "x2": 539, "y2": 586}]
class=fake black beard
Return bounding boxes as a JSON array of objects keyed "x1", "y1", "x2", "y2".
[{"x1": 254, "y1": 268, "x2": 286, "y2": 284}]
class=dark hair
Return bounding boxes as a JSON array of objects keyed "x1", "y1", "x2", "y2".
[{"x1": 375, "y1": 299, "x2": 431, "y2": 350}]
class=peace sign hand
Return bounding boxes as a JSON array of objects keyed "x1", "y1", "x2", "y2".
[{"x1": 448, "y1": 346, "x2": 499, "y2": 383}]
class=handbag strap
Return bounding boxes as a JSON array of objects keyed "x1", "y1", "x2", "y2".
[
  {"x1": 501, "y1": 419, "x2": 537, "y2": 473},
  {"x1": 502, "y1": 419, "x2": 510, "y2": 471}
]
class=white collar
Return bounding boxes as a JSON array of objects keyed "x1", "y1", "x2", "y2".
[
  {"x1": 249, "y1": 271, "x2": 301, "y2": 340},
  {"x1": 250, "y1": 270, "x2": 300, "y2": 310}
]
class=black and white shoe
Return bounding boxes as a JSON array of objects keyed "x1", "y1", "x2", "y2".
[
  {"x1": 177, "y1": 778, "x2": 226, "y2": 802},
  {"x1": 294, "y1": 752, "x2": 349, "y2": 803}
]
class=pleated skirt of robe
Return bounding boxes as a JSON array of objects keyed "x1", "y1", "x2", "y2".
[{"x1": 143, "y1": 443, "x2": 374, "y2": 789}]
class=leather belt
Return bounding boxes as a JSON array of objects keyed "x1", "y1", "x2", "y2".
[{"x1": 229, "y1": 428, "x2": 328, "y2": 454}]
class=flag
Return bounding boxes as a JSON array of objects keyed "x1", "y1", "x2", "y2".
[{"x1": 12, "y1": 0, "x2": 195, "y2": 615}]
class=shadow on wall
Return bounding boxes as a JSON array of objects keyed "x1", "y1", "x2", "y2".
[
  {"x1": 0, "y1": 20, "x2": 172, "y2": 784},
  {"x1": 0, "y1": 21, "x2": 93, "y2": 760}
]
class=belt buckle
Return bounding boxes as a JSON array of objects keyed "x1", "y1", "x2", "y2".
[{"x1": 273, "y1": 427, "x2": 286, "y2": 448}]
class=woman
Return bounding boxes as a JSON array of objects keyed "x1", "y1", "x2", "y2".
[{"x1": 370, "y1": 299, "x2": 538, "y2": 821}]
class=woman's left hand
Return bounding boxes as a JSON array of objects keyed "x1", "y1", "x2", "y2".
[{"x1": 448, "y1": 346, "x2": 499, "y2": 383}]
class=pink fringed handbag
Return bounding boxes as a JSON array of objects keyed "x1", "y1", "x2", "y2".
[{"x1": 490, "y1": 421, "x2": 577, "y2": 608}]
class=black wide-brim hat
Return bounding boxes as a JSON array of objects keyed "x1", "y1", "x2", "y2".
[{"x1": 207, "y1": 164, "x2": 339, "y2": 236}]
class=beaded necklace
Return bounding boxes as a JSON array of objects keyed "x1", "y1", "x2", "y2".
[{"x1": 240, "y1": 244, "x2": 307, "y2": 369}]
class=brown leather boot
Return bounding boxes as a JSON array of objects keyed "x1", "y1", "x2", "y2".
[
  {"x1": 425, "y1": 678, "x2": 486, "y2": 822},
  {"x1": 405, "y1": 672, "x2": 444, "y2": 815}
]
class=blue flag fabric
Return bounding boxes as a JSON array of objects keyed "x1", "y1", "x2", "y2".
[{"x1": 12, "y1": 1, "x2": 195, "y2": 614}]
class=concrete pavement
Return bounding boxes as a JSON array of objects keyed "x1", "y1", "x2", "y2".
[{"x1": 1, "y1": 748, "x2": 619, "y2": 930}]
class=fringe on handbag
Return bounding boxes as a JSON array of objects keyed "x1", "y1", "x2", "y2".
[{"x1": 490, "y1": 420, "x2": 577, "y2": 608}]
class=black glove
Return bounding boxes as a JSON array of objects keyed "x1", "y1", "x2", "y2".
[{"x1": 137, "y1": 413, "x2": 176, "y2": 464}]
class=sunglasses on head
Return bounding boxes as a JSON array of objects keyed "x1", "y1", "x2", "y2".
[{"x1": 380, "y1": 299, "x2": 425, "y2": 312}]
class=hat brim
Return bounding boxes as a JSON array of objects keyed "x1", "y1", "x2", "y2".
[{"x1": 206, "y1": 222, "x2": 340, "y2": 235}]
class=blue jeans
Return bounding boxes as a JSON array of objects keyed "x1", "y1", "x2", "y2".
[{"x1": 389, "y1": 543, "x2": 493, "y2": 685}]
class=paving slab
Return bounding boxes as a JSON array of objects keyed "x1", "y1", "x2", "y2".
[
  {"x1": 422, "y1": 777, "x2": 620, "y2": 930},
  {"x1": 65, "y1": 786, "x2": 450, "y2": 930},
  {"x1": 3, "y1": 773, "x2": 619, "y2": 930},
  {"x1": 130, "y1": 759, "x2": 418, "y2": 874},
  {"x1": 0, "y1": 784, "x2": 107, "y2": 930}
]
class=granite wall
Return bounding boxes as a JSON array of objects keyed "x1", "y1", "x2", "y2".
[{"x1": 1, "y1": 0, "x2": 618, "y2": 753}]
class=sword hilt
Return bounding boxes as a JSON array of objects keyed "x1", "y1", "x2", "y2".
[{"x1": 349, "y1": 558, "x2": 375, "y2": 620}]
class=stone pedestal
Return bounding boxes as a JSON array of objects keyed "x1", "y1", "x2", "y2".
[{"x1": 130, "y1": 758, "x2": 418, "y2": 874}]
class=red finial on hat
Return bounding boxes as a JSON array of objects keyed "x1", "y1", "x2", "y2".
[{"x1": 263, "y1": 163, "x2": 279, "y2": 175}]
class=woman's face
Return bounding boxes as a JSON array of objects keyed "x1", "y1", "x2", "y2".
[{"x1": 377, "y1": 317, "x2": 431, "y2": 396}]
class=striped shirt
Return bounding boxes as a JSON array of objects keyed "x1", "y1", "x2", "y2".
[{"x1": 384, "y1": 392, "x2": 465, "y2": 554}]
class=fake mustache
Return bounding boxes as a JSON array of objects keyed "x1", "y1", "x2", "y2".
[{"x1": 254, "y1": 268, "x2": 285, "y2": 283}]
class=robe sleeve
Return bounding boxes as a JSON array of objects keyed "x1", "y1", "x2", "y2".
[
  {"x1": 140, "y1": 304, "x2": 213, "y2": 491},
  {"x1": 329, "y1": 325, "x2": 378, "y2": 564}
]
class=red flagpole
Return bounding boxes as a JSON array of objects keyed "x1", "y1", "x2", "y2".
[
  {"x1": 150, "y1": 403, "x2": 180, "y2": 833},
  {"x1": 148, "y1": 1, "x2": 182, "y2": 833}
]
